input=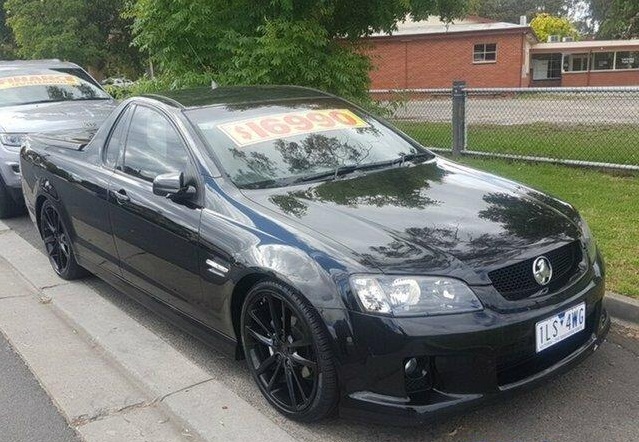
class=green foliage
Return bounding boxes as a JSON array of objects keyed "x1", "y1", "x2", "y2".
[
  {"x1": 217, "y1": 20, "x2": 372, "y2": 101},
  {"x1": 530, "y1": 12, "x2": 579, "y2": 41},
  {"x1": 4, "y1": 0, "x2": 143, "y2": 75},
  {"x1": 6, "y1": 0, "x2": 102, "y2": 65},
  {"x1": 591, "y1": 0, "x2": 639, "y2": 39},
  {"x1": 467, "y1": 0, "x2": 569, "y2": 23},
  {"x1": 127, "y1": 0, "x2": 467, "y2": 100},
  {"x1": 103, "y1": 71, "x2": 217, "y2": 100},
  {"x1": 0, "y1": 0, "x2": 15, "y2": 59}
]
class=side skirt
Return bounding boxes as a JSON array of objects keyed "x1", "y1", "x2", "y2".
[{"x1": 82, "y1": 260, "x2": 240, "y2": 359}]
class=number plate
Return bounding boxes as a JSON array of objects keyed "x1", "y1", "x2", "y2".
[{"x1": 535, "y1": 303, "x2": 586, "y2": 353}]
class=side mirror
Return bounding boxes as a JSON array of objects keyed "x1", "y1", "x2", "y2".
[{"x1": 153, "y1": 172, "x2": 187, "y2": 198}]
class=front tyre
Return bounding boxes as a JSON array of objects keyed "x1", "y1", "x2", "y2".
[
  {"x1": 241, "y1": 280, "x2": 339, "y2": 422},
  {"x1": 40, "y1": 200, "x2": 87, "y2": 280}
]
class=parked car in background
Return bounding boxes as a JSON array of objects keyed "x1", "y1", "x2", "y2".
[
  {"x1": 101, "y1": 77, "x2": 134, "y2": 88},
  {"x1": 20, "y1": 86, "x2": 609, "y2": 425},
  {"x1": 0, "y1": 59, "x2": 116, "y2": 218}
]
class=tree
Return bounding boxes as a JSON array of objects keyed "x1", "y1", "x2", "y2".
[
  {"x1": 467, "y1": 0, "x2": 570, "y2": 23},
  {"x1": 127, "y1": 0, "x2": 468, "y2": 100},
  {"x1": 530, "y1": 12, "x2": 579, "y2": 41},
  {"x1": 590, "y1": 0, "x2": 639, "y2": 39},
  {"x1": 0, "y1": 0, "x2": 15, "y2": 59},
  {"x1": 4, "y1": 0, "x2": 142, "y2": 77},
  {"x1": 218, "y1": 19, "x2": 372, "y2": 101}
]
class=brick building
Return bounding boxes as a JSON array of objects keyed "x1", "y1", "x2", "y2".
[
  {"x1": 531, "y1": 40, "x2": 639, "y2": 87},
  {"x1": 363, "y1": 16, "x2": 639, "y2": 89}
]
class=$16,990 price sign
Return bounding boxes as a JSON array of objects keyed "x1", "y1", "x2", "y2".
[{"x1": 217, "y1": 109, "x2": 370, "y2": 147}]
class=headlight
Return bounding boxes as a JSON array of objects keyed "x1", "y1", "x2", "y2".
[
  {"x1": 0, "y1": 133, "x2": 27, "y2": 151},
  {"x1": 350, "y1": 275, "x2": 483, "y2": 317},
  {"x1": 578, "y1": 215, "x2": 597, "y2": 263}
]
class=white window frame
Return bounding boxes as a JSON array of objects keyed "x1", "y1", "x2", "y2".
[
  {"x1": 592, "y1": 52, "x2": 616, "y2": 71},
  {"x1": 614, "y1": 51, "x2": 639, "y2": 70},
  {"x1": 473, "y1": 43, "x2": 497, "y2": 64},
  {"x1": 563, "y1": 53, "x2": 590, "y2": 73}
]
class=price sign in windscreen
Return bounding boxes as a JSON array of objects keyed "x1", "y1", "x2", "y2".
[
  {"x1": 0, "y1": 74, "x2": 80, "y2": 90},
  {"x1": 217, "y1": 109, "x2": 370, "y2": 147}
]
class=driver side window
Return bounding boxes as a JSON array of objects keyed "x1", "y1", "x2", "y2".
[{"x1": 123, "y1": 106, "x2": 190, "y2": 183}]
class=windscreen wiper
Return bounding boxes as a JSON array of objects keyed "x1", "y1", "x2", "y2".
[
  {"x1": 291, "y1": 152, "x2": 433, "y2": 185},
  {"x1": 352, "y1": 152, "x2": 434, "y2": 172},
  {"x1": 295, "y1": 165, "x2": 359, "y2": 183}
]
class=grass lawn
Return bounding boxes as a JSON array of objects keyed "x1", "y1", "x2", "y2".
[
  {"x1": 450, "y1": 157, "x2": 639, "y2": 298},
  {"x1": 396, "y1": 121, "x2": 639, "y2": 166}
]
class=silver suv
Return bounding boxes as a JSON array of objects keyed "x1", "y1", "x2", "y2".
[{"x1": 0, "y1": 59, "x2": 116, "y2": 218}]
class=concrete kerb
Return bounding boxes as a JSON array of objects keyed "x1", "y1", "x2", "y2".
[{"x1": 604, "y1": 292, "x2": 639, "y2": 327}]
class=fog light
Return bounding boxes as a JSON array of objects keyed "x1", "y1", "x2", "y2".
[
  {"x1": 404, "y1": 356, "x2": 433, "y2": 394},
  {"x1": 404, "y1": 358, "x2": 418, "y2": 376}
]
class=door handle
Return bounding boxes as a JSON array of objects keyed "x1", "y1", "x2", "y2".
[{"x1": 113, "y1": 189, "x2": 130, "y2": 204}]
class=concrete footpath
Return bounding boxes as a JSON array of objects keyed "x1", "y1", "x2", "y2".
[{"x1": 0, "y1": 220, "x2": 296, "y2": 442}]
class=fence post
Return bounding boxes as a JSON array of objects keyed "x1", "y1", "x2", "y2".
[{"x1": 452, "y1": 80, "x2": 467, "y2": 156}]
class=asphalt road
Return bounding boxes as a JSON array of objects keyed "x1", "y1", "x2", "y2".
[
  {"x1": 0, "y1": 330, "x2": 80, "y2": 442},
  {"x1": 5, "y1": 215, "x2": 639, "y2": 442}
]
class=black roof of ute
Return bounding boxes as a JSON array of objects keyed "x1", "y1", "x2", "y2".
[{"x1": 144, "y1": 85, "x2": 334, "y2": 109}]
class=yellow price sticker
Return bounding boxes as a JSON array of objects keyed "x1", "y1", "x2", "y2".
[
  {"x1": 0, "y1": 74, "x2": 81, "y2": 90},
  {"x1": 217, "y1": 109, "x2": 370, "y2": 147}
]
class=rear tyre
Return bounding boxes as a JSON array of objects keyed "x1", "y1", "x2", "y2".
[
  {"x1": 241, "y1": 280, "x2": 339, "y2": 422},
  {"x1": 39, "y1": 200, "x2": 87, "y2": 280},
  {"x1": 0, "y1": 179, "x2": 21, "y2": 219}
]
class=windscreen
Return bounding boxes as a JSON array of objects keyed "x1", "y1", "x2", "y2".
[
  {"x1": 187, "y1": 99, "x2": 432, "y2": 189},
  {"x1": 0, "y1": 67, "x2": 110, "y2": 107}
]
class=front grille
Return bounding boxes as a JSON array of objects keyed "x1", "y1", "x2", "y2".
[{"x1": 488, "y1": 241, "x2": 583, "y2": 301}]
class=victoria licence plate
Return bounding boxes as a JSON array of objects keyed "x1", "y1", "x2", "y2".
[{"x1": 535, "y1": 303, "x2": 586, "y2": 353}]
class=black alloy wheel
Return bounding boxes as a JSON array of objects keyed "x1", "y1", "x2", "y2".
[
  {"x1": 40, "y1": 200, "x2": 86, "y2": 280},
  {"x1": 241, "y1": 280, "x2": 338, "y2": 421}
]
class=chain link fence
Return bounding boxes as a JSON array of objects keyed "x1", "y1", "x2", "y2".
[{"x1": 373, "y1": 85, "x2": 639, "y2": 171}]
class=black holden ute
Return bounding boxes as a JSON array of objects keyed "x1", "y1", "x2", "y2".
[{"x1": 20, "y1": 85, "x2": 610, "y2": 425}]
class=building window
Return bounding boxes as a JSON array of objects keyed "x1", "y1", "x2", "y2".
[
  {"x1": 593, "y1": 52, "x2": 615, "y2": 70},
  {"x1": 473, "y1": 43, "x2": 497, "y2": 63},
  {"x1": 532, "y1": 54, "x2": 562, "y2": 80},
  {"x1": 615, "y1": 51, "x2": 639, "y2": 70},
  {"x1": 564, "y1": 53, "x2": 589, "y2": 72}
]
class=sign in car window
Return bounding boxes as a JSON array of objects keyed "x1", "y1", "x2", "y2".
[
  {"x1": 217, "y1": 109, "x2": 370, "y2": 147},
  {"x1": 0, "y1": 74, "x2": 81, "y2": 90}
]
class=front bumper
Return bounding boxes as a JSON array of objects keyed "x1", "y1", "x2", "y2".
[
  {"x1": 0, "y1": 144, "x2": 23, "y2": 198},
  {"x1": 0, "y1": 144, "x2": 20, "y2": 189},
  {"x1": 336, "y1": 258, "x2": 609, "y2": 426}
]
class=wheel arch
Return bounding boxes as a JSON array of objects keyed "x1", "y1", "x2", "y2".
[
  {"x1": 34, "y1": 193, "x2": 48, "y2": 236},
  {"x1": 229, "y1": 268, "x2": 348, "y2": 362},
  {"x1": 230, "y1": 272, "x2": 271, "y2": 358}
]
